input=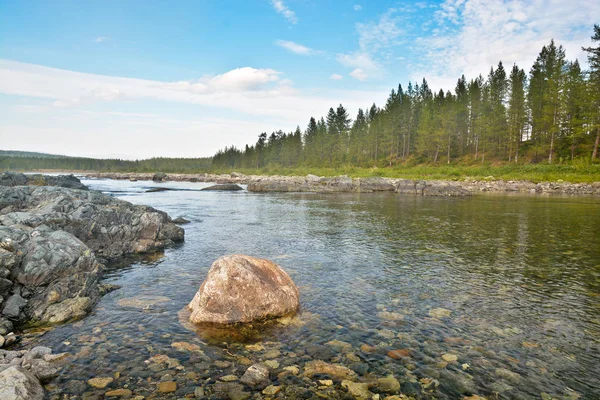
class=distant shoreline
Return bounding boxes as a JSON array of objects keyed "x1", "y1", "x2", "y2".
[{"x1": 80, "y1": 171, "x2": 600, "y2": 196}]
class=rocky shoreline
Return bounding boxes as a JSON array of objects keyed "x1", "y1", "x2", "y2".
[
  {"x1": 0, "y1": 172, "x2": 184, "y2": 397},
  {"x1": 84, "y1": 171, "x2": 600, "y2": 196}
]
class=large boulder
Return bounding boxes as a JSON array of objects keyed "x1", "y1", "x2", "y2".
[{"x1": 188, "y1": 255, "x2": 299, "y2": 324}]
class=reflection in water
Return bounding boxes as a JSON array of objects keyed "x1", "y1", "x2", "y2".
[{"x1": 22, "y1": 178, "x2": 600, "y2": 399}]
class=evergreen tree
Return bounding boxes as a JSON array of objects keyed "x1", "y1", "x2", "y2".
[{"x1": 583, "y1": 24, "x2": 600, "y2": 160}]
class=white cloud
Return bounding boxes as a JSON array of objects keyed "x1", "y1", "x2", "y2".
[
  {"x1": 95, "y1": 36, "x2": 109, "y2": 43},
  {"x1": 412, "y1": 0, "x2": 600, "y2": 90},
  {"x1": 270, "y1": 0, "x2": 298, "y2": 24},
  {"x1": 336, "y1": 51, "x2": 380, "y2": 79},
  {"x1": 350, "y1": 69, "x2": 368, "y2": 81},
  {"x1": 330, "y1": 74, "x2": 343, "y2": 80},
  {"x1": 275, "y1": 40, "x2": 313, "y2": 55},
  {"x1": 354, "y1": 5, "x2": 362, "y2": 11},
  {"x1": 0, "y1": 59, "x2": 389, "y2": 138}
]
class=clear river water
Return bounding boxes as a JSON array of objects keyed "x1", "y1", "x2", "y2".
[{"x1": 21, "y1": 178, "x2": 600, "y2": 399}]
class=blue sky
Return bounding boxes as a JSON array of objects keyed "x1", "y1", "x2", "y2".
[{"x1": 0, "y1": 0, "x2": 598, "y2": 159}]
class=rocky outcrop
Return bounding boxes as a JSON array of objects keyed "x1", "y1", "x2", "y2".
[
  {"x1": 201, "y1": 184, "x2": 244, "y2": 191},
  {"x1": 0, "y1": 186, "x2": 184, "y2": 261},
  {"x1": 0, "y1": 172, "x2": 87, "y2": 191},
  {"x1": 188, "y1": 255, "x2": 299, "y2": 324},
  {"x1": 0, "y1": 178, "x2": 184, "y2": 338}
]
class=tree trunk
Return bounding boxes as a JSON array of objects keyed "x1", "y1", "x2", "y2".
[{"x1": 593, "y1": 126, "x2": 600, "y2": 160}]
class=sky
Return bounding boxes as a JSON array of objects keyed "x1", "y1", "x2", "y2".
[{"x1": 0, "y1": 0, "x2": 598, "y2": 160}]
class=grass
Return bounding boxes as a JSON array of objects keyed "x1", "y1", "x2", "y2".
[{"x1": 210, "y1": 161, "x2": 600, "y2": 184}]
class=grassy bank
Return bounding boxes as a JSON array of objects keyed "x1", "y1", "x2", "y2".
[{"x1": 210, "y1": 162, "x2": 600, "y2": 183}]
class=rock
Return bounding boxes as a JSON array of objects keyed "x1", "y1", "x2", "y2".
[
  {"x1": 262, "y1": 385, "x2": 281, "y2": 395},
  {"x1": 0, "y1": 335, "x2": 4, "y2": 348},
  {"x1": 302, "y1": 360, "x2": 357, "y2": 381},
  {"x1": 495, "y1": 368, "x2": 521, "y2": 382},
  {"x1": 240, "y1": 363, "x2": 270, "y2": 387},
  {"x1": 188, "y1": 255, "x2": 299, "y2": 324},
  {"x1": 194, "y1": 387, "x2": 205, "y2": 397},
  {"x1": 22, "y1": 346, "x2": 51, "y2": 363},
  {"x1": 201, "y1": 184, "x2": 243, "y2": 191},
  {"x1": 172, "y1": 217, "x2": 190, "y2": 224},
  {"x1": 157, "y1": 381, "x2": 177, "y2": 392},
  {"x1": 152, "y1": 172, "x2": 167, "y2": 182},
  {"x1": 0, "y1": 172, "x2": 87, "y2": 191},
  {"x1": 2, "y1": 294, "x2": 26, "y2": 320},
  {"x1": 220, "y1": 375, "x2": 239, "y2": 382},
  {"x1": 429, "y1": 308, "x2": 452, "y2": 318},
  {"x1": 213, "y1": 382, "x2": 251, "y2": 400},
  {"x1": 442, "y1": 353, "x2": 458, "y2": 362},
  {"x1": 28, "y1": 359, "x2": 59, "y2": 382},
  {"x1": 283, "y1": 365, "x2": 299, "y2": 375},
  {"x1": 341, "y1": 380, "x2": 371, "y2": 400},
  {"x1": 0, "y1": 366, "x2": 44, "y2": 400},
  {"x1": 387, "y1": 349, "x2": 411, "y2": 359},
  {"x1": 377, "y1": 375, "x2": 400, "y2": 393},
  {"x1": 358, "y1": 177, "x2": 396, "y2": 192},
  {"x1": 88, "y1": 377, "x2": 114, "y2": 389},
  {"x1": 105, "y1": 389, "x2": 133, "y2": 397},
  {"x1": 264, "y1": 360, "x2": 279, "y2": 369},
  {"x1": 325, "y1": 340, "x2": 353, "y2": 353},
  {"x1": 3, "y1": 333, "x2": 16, "y2": 347},
  {"x1": 145, "y1": 187, "x2": 172, "y2": 193},
  {"x1": 263, "y1": 349, "x2": 281, "y2": 359},
  {"x1": 43, "y1": 352, "x2": 70, "y2": 363}
]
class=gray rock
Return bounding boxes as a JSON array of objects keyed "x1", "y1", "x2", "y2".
[
  {"x1": 145, "y1": 187, "x2": 172, "y2": 193},
  {"x1": 0, "y1": 172, "x2": 87, "y2": 191},
  {"x1": 201, "y1": 184, "x2": 243, "y2": 191},
  {"x1": 240, "y1": 363, "x2": 270, "y2": 387},
  {"x1": 22, "y1": 347, "x2": 52, "y2": 363},
  {"x1": 358, "y1": 177, "x2": 396, "y2": 192},
  {"x1": 152, "y1": 172, "x2": 167, "y2": 182},
  {"x1": 0, "y1": 317, "x2": 14, "y2": 336},
  {"x1": 172, "y1": 217, "x2": 190, "y2": 224},
  {"x1": 28, "y1": 359, "x2": 59, "y2": 382},
  {"x1": 2, "y1": 295, "x2": 26, "y2": 320},
  {"x1": 0, "y1": 366, "x2": 44, "y2": 400}
]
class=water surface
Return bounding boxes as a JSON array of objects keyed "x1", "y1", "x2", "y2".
[{"x1": 25, "y1": 178, "x2": 600, "y2": 399}]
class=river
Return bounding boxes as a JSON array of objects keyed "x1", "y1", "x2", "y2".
[{"x1": 23, "y1": 178, "x2": 600, "y2": 399}]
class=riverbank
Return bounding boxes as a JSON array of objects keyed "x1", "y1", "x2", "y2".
[{"x1": 84, "y1": 172, "x2": 600, "y2": 196}]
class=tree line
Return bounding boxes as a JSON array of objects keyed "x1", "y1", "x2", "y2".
[
  {"x1": 0, "y1": 156, "x2": 212, "y2": 173},
  {"x1": 213, "y1": 27, "x2": 600, "y2": 170}
]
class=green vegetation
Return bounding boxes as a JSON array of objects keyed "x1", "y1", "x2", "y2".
[
  {"x1": 209, "y1": 161, "x2": 600, "y2": 183},
  {"x1": 213, "y1": 28, "x2": 600, "y2": 176}
]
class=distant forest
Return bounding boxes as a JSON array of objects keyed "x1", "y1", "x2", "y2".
[
  {"x1": 0, "y1": 153, "x2": 212, "y2": 173},
  {"x1": 213, "y1": 27, "x2": 600, "y2": 169}
]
